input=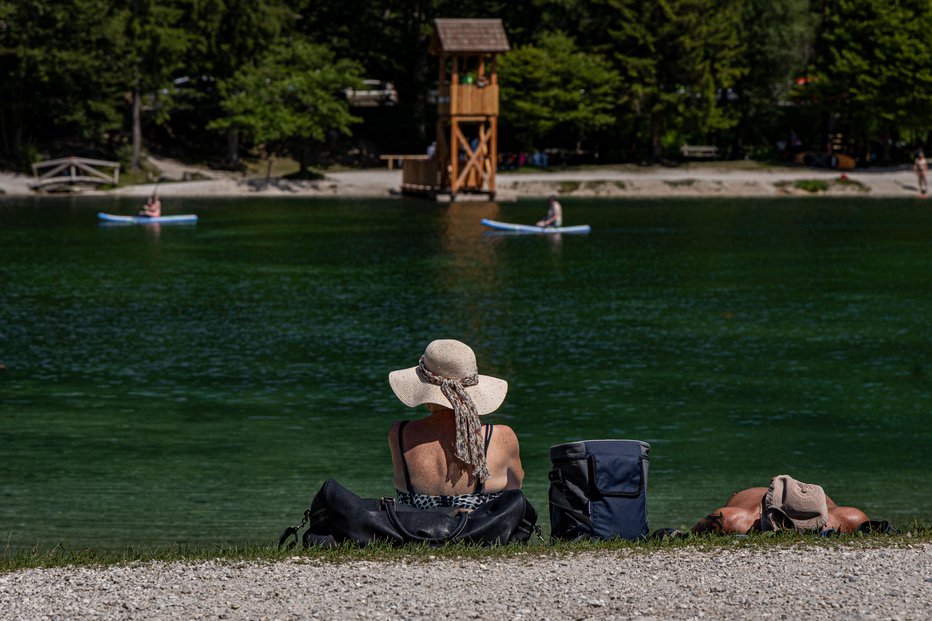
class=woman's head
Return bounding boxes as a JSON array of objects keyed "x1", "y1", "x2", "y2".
[
  {"x1": 388, "y1": 339, "x2": 507, "y2": 415},
  {"x1": 692, "y1": 512, "x2": 726, "y2": 534},
  {"x1": 389, "y1": 340, "x2": 508, "y2": 481}
]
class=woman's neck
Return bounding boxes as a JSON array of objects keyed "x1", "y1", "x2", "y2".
[{"x1": 425, "y1": 406, "x2": 455, "y2": 423}]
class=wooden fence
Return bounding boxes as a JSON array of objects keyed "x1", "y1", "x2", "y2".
[{"x1": 30, "y1": 157, "x2": 120, "y2": 190}]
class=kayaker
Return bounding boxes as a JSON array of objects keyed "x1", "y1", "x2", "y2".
[
  {"x1": 691, "y1": 474, "x2": 870, "y2": 534},
  {"x1": 387, "y1": 339, "x2": 524, "y2": 511},
  {"x1": 138, "y1": 195, "x2": 161, "y2": 218},
  {"x1": 536, "y1": 195, "x2": 563, "y2": 228}
]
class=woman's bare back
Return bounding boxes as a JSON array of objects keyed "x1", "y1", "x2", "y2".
[{"x1": 389, "y1": 409, "x2": 523, "y2": 496}]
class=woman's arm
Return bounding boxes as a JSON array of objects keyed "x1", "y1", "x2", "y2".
[
  {"x1": 493, "y1": 425, "x2": 524, "y2": 489},
  {"x1": 387, "y1": 421, "x2": 405, "y2": 491}
]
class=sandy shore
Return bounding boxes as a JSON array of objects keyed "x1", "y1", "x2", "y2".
[
  {"x1": 0, "y1": 156, "x2": 926, "y2": 200},
  {"x1": 1, "y1": 544, "x2": 929, "y2": 620}
]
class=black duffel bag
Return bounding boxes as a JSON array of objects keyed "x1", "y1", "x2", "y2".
[{"x1": 278, "y1": 479, "x2": 539, "y2": 548}]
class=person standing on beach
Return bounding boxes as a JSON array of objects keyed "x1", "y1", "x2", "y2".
[
  {"x1": 536, "y1": 195, "x2": 563, "y2": 228},
  {"x1": 914, "y1": 149, "x2": 928, "y2": 195}
]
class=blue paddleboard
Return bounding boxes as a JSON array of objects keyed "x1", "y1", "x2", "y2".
[
  {"x1": 481, "y1": 218, "x2": 590, "y2": 234},
  {"x1": 98, "y1": 212, "x2": 198, "y2": 224}
]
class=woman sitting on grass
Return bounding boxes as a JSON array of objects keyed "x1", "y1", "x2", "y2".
[{"x1": 387, "y1": 339, "x2": 524, "y2": 511}]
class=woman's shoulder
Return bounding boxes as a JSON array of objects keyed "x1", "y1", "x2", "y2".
[
  {"x1": 387, "y1": 419, "x2": 409, "y2": 438},
  {"x1": 488, "y1": 422, "x2": 517, "y2": 436},
  {"x1": 488, "y1": 422, "x2": 521, "y2": 450}
]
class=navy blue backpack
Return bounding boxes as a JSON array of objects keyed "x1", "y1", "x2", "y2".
[{"x1": 548, "y1": 439, "x2": 650, "y2": 540}]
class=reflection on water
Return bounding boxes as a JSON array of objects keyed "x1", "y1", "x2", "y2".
[
  {"x1": 0, "y1": 196, "x2": 930, "y2": 550},
  {"x1": 142, "y1": 222, "x2": 162, "y2": 240}
]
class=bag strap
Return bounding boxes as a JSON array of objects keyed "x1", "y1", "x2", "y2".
[
  {"x1": 548, "y1": 472, "x2": 593, "y2": 528},
  {"x1": 515, "y1": 498, "x2": 546, "y2": 543},
  {"x1": 381, "y1": 497, "x2": 471, "y2": 543},
  {"x1": 277, "y1": 508, "x2": 314, "y2": 549}
]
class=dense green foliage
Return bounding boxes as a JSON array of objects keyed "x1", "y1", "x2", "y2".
[
  {"x1": 208, "y1": 41, "x2": 362, "y2": 174},
  {"x1": 2, "y1": 0, "x2": 932, "y2": 168},
  {"x1": 499, "y1": 32, "x2": 620, "y2": 150}
]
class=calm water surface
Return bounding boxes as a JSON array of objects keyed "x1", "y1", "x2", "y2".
[{"x1": 1, "y1": 195, "x2": 930, "y2": 550}]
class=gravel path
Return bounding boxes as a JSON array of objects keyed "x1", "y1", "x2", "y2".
[{"x1": 2, "y1": 544, "x2": 929, "y2": 620}]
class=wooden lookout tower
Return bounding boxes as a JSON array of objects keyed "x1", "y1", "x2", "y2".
[{"x1": 400, "y1": 19, "x2": 509, "y2": 200}]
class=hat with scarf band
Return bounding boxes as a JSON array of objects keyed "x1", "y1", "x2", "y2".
[{"x1": 389, "y1": 339, "x2": 508, "y2": 481}]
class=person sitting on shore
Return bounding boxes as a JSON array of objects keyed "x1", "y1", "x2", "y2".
[
  {"x1": 691, "y1": 474, "x2": 870, "y2": 535},
  {"x1": 387, "y1": 339, "x2": 524, "y2": 511},
  {"x1": 138, "y1": 195, "x2": 161, "y2": 218},
  {"x1": 536, "y1": 195, "x2": 563, "y2": 228}
]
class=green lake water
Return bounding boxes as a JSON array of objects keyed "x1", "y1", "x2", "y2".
[{"x1": 1, "y1": 195, "x2": 930, "y2": 551}]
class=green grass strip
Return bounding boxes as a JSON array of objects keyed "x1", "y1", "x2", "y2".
[{"x1": 3, "y1": 521, "x2": 929, "y2": 573}]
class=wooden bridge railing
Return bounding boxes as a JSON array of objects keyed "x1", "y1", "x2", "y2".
[{"x1": 30, "y1": 157, "x2": 121, "y2": 189}]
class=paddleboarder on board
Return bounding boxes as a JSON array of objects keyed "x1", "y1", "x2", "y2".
[
  {"x1": 138, "y1": 194, "x2": 161, "y2": 218},
  {"x1": 536, "y1": 195, "x2": 563, "y2": 228}
]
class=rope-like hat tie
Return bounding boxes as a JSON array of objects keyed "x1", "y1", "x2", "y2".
[{"x1": 417, "y1": 356, "x2": 490, "y2": 482}]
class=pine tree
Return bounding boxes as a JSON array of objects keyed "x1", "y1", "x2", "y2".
[
  {"x1": 584, "y1": 0, "x2": 746, "y2": 159},
  {"x1": 811, "y1": 0, "x2": 932, "y2": 160}
]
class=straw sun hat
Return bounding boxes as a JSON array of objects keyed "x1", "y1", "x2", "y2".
[
  {"x1": 388, "y1": 339, "x2": 508, "y2": 415},
  {"x1": 763, "y1": 474, "x2": 829, "y2": 532}
]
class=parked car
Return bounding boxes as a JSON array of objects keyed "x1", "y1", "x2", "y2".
[{"x1": 344, "y1": 80, "x2": 398, "y2": 107}]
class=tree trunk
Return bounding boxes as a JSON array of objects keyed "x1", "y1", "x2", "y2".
[
  {"x1": 406, "y1": 0, "x2": 431, "y2": 146},
  {"x1": 266, "y1": 155, "x2": 274, "y2": 182},
  {"x1": 13, "y1": 125, "x2": 22, "y2": 159},
  {"x1": 226, "y1": 129, "x2": 239, "y2": 165},
  {"x1": 731, "y1": 108, "x2": 748, "y2": 160},
  {"x1": 12, "y1": 82, "x2": 23, "y2": 159},
  {"x1": 299, "y1": 144, "x2": 308, "y2": 175},
  {"x1": 651, "y1": 111, "x2": 662, "y2": 161},
  {"x1": 820, "y1": 108, "x2": 832, "y2": 157},
  {"x1": 0, "y1": 93, "x2": 8, "y2": 157},
  {"x1": 132, "y1": 87, "x2": 142, "y2": 173}
]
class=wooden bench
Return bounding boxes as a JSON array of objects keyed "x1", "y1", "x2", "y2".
[
  {"x1": 379, "y1": 154, "x2": 429, "y2": 170},
  {"x1": 680, "y1": 144, "x2": 719, "y2": 159}
]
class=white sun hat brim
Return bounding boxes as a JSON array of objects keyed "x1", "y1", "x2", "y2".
[{"x1": 389, "y1": 367, "x2": 508, "y2": 416}]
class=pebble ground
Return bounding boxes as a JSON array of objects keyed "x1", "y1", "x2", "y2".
[{"x1": 2, "y1": 544, "x2": 930, "y2": 620}]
